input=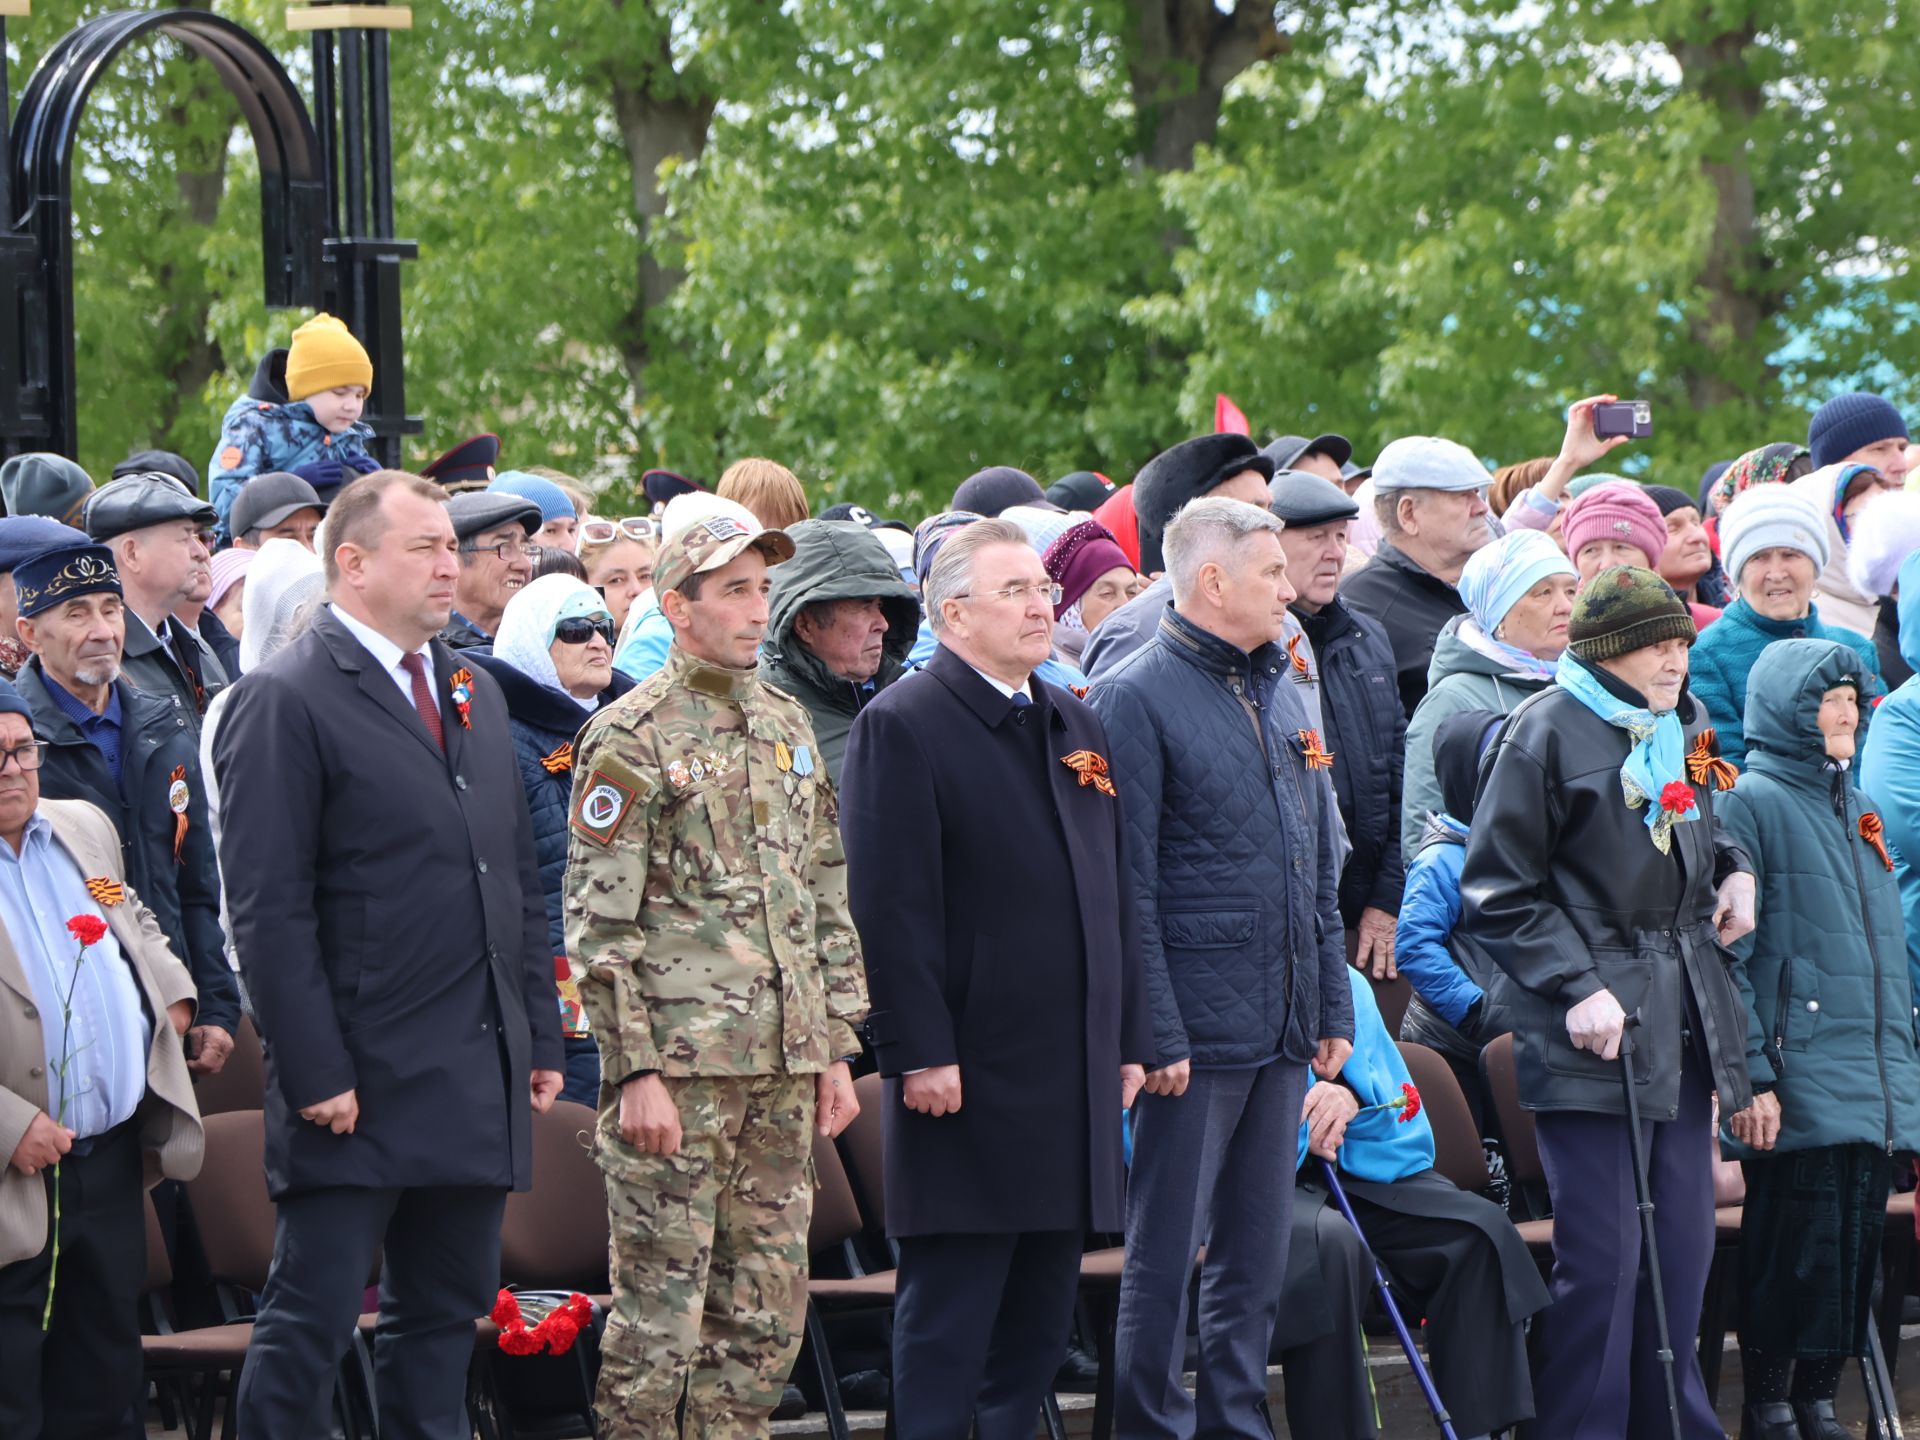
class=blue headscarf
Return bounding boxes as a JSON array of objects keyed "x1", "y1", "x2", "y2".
[
  {"x1": 1455, "y1": 530, "x2": 1578, "y2": 680},
  {"x1": 1554, "y1": 649, "x2": 1694, "y2": 853}
]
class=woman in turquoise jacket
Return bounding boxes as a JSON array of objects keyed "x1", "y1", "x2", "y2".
[{"x1": 1719, "y1": 637, "x2": 1920, "y2": 1440}]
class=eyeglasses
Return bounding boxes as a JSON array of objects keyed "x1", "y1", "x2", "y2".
[
  {"x1": 580, "y1": 517, "x2": 657, "y2": 545},
  {"x1": 0, "y1": 742, "x2": 45, "y2": 774},
  {"x1": 955, "y1": 582, "x2": 1064, "y2": 607},
  {"x1": 554, "y1": 616, "x2": 615, "y2": 647},
  {"x1": 461, "y1": 538, "x2": 534, "y2": 563}
]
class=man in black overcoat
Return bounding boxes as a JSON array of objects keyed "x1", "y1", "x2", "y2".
[
  {"x1": 213, "y1": 470, "x2": 564, "y2": 1439},
  {"x1": 839, "y1": 517, "x2": 1152, "y2": 1440}
]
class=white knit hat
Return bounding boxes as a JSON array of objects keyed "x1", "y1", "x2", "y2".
[
  {"x1": 1847, "y1": 487, "x2": 1920, "y2": 599},
  {"x1": 1721, "y1": 483, "x2": 1830, "y2": 584}
]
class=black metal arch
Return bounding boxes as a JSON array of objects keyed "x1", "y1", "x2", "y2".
[{"x1": 0, "y1": 6, "x2": 416, "y2": 467}]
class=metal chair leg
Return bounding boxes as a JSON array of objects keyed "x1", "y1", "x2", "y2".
[{"x1": 805, "y1": 1302, "x2": 852, "y2": 1440}]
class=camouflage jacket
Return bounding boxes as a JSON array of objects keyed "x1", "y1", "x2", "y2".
[{"x1": 564, "y1": 644, "x2": 867, "y2": 1081}]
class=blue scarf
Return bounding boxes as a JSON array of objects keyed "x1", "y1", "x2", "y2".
[{"x1": 1554, "y1": 651, "x2": 1694, "y2": 853}]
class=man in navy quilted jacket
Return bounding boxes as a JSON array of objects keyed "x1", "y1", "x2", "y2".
[{"x1": 1087, "y1": 494, "x2": 1354, "y2": 1440}]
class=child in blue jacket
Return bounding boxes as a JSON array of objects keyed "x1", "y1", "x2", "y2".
[
  {"x1": 1396, "y1": 706, "x2": 1509, "y2": 1129},
  {"x1": 207, "y1": 312, "x2": 378, "y2": 540}
]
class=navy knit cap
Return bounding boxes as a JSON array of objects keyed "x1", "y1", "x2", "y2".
[
  {"x1": 0, "y1": 676, "x2": 33, "y2": 729},
  {"x1": 1808, "y1": 392, "x2": 1909, "y2": 469},
  {"x1": 0, "y1": 516, "x2": 86, "y2": 575}
]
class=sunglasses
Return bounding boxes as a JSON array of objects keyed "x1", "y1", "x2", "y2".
[
  {"x1": 554, "y1": 616, "x2": 615, "y2": 647},
  {"x1": 580, "y1": 517, "x2": 657, "y2": 545}
]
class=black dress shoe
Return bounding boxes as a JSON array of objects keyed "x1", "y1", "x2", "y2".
[
  {"x1": 1793, "y1": 1397, "x2": 1850, "y2": 1440},
  {"x1": 1741, "y1": 1402, "x2": 1801, "y2": 1440}
]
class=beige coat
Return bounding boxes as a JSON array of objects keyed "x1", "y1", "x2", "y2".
[{"x1": 0, "y1": 798, "x2": 204, "y2": 1267}]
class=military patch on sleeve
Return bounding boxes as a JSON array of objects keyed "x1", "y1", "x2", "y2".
[{"x1": 571, "y1": 768, "x2": 639, "y2": 846}]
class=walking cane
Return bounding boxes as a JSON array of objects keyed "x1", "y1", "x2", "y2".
[
  {"x1": 1316, "y1": 1156, "x2": 1461, "y2": 1440},
  {"x1": 1617, "y1": 1009, "x2": 1684, "y2": 1440}
]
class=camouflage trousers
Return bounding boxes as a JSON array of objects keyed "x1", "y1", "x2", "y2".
[{"x1": 596, "y1": 1074, "x2": 815, "y2": 1439}]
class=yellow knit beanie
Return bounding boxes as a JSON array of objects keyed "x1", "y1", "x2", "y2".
[{"x1": 284, "y1": 313, "x2": 372, "y2": 402}]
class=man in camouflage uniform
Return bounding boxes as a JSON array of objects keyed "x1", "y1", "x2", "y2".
[{"x1": 565, "y1": 509, "x2": 869, "y2": 1439}]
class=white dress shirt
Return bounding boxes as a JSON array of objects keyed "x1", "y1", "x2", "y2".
[{"x1": 965, "y1": 662, "x2": 1032, "y2": 703}]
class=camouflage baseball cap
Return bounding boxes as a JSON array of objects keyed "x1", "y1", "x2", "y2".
[{"x1": 654, "y1": 513, "x2": 796, "y2": 596}]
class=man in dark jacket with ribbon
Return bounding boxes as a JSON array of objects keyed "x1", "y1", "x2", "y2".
[
  {"x1": 840, "y1": 517, "x2": 1152, "y2": 1440},
  {"x1": 759, "y1": 518, "x2": 921, "y2": 787},
  {"x1": 1461, "y1": 566, "x2": 1768, "y2": 1440},
  {"x1": 214, "y1": 471, "x2": 564, "y2": 1439},
  {"x1": 1088, "y1": 495, "x2": 1353, "y2": 1440}
]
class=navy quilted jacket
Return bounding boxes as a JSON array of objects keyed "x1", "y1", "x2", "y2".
[
  {"x1": 467, "y1": 651, "x2": 634, "y2": 953},
  {"x1": 1087, "y1": 609, "x2": 1353, "y2": 1068}
]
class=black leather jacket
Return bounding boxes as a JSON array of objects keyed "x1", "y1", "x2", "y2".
[{"x1": 1459, "y1": 668, "x2": 1756, "y2": 1119}]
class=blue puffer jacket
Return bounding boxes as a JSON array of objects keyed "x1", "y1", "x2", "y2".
[
  {"x1": 1864, "y1": 551, "x2": 1920, "y2": 987},
  {"x1": 466, "y1": 651, "x2": 634, "y2": 952},
  {"x1": 1088, "y1": 608, "x2": 1352, "y2": 1068},
  {"x1": 1688, "y1": 596, "x2": 1883, "y2": 768},
  {"x1": 1395, "y1": 816, "x2": 1478, "y2": 1028},
  {"x1": 1720, "y1": 637, "x2": 1920, "y2": 1157}
]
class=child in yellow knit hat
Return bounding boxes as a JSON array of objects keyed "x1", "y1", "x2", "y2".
[{"x1": 207, "y1": 312, "x2": 378, "y2": 542}]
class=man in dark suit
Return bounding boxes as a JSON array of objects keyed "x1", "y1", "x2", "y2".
[
  {"x1": 213, "y1": 469, "x2": 564, "y2": 1439},
  {"x1": 839, "y1": 516, "x2": 1153, "y2": 1440}
]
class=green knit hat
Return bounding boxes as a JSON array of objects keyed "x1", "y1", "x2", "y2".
[{"x1": 1566, "y1": 565, "x2": 1697, "y2": 662}]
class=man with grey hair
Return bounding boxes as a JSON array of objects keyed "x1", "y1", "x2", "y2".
[
  {"x1": 839, "y1": 517, "x2": 1153, "y2": 1440},
  {"x1": 1087, "y1": 495, "x2": 1353, "y2": 1440}
]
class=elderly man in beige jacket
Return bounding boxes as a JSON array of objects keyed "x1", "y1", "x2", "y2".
[{"x1": 0, "y1": 672, "x2": 203, "y2": 1439}]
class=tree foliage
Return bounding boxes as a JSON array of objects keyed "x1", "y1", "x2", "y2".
[{"x1": 8, "y1": 0, "x2": 1919, "y2": 510}]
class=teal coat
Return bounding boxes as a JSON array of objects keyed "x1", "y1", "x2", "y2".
[
  {"x1": 1717, "y1": 638, "x2": 1920, "y2": 1159},
  {"x1": 1688, "y1": 596, "x2": 1883, "y2": 769}
]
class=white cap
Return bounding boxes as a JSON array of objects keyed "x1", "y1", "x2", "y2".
[
  {"x1": 1371, "y1": 435, "x2": 1493, "y2": 493},
  {"x1": 659, "y1": 491, "x2": 759, "y2": 543}
]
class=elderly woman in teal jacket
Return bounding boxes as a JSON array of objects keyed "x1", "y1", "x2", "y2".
[{"x1": 1719, "y1": 637, "x2": 1920, "y2": 1440}]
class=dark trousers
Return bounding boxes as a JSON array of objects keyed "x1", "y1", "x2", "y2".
[
  {"x1": 1278, "y1": 1193, "x2": 1533, "y2": 1438},
  {"x1": 1115, "y1": 1060, "x2": 1308, "y2": 1440},
  {"x1": 891, "y1": 1229, "x2": 1083, "y2": 1440},
  {"x1": 0, "y1": 1123, "x2": 144, "y2": 1440},
  {"x1": 236, "y1": 1183, "x2": 506, "y2": 1440},
  {"x1": 1529, "y1": 1056, "x2": 1720, "y2": 1440}
]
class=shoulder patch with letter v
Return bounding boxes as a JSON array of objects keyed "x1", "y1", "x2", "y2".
[{"x1": 571, "y1": 769, "x2": 638, "y2": 846}]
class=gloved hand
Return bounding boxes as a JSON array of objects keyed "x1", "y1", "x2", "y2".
[{"x1": 291, "y1": 456, "x2": 346, "y2": 493}]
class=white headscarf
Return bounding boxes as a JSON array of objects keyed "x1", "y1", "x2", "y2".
[
  {"x1": 494, "y1": 573, "x2": 613, "y2": 706},
  {"x1": 239, "y1": 538, "x2": 324, "y2": 674}
]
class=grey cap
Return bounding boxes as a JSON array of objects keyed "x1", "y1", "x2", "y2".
[
  {"x1": 1371, "y1": 435, "x2": 1493, "y2": 493},
  {"x1": 84, "y1": 472, "x2": 217, "y2": 541},
  {"x1": 230, "y1": 471, "x2": 325, "y2": 539},
  {"x1": 1269, "y1": 470, "x2": 1360, "y2": 528},
  {"x1": 446, "y1": 490, "x2": 540, "y2": 543},
  {"x1": 0, "y1": 453, "x2": 94, "y2": 527},
  {"x1": 1261, "y1": 432, "x2": 1353, "y2": 473}
]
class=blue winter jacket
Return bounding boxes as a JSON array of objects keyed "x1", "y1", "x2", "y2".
[
  {"x1": 614, "y1": 590, "x2": 673, "y2": 682},
  {"x1": 1296, "y1": 967, "x2": 1434, "y2": 1179},
  {"x1": 1688, "y1": 596, "x2": 1883, "y2": 768},
  {"x1": 1088, "y1": 608, "x2": 1352, "y2": 1069},
  {"x1": 1722, "y1": 637, "x2": 1920, "y2": 1157},
  {"x1": 207, "y1": 349, "x2": 375, "y2": 541},
  {"x1": 1394, "y1": 814, "x2": 1481, "y2": 1028},
  {"x1": 1862, "y1": 550, "x2": 1920, "y2": 1014}
]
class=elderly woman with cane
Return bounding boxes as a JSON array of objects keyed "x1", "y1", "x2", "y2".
[
  {"x1": 1462, "y1": 566, "x2": 1773, "y2": 1440},
  {"x1": 1717, "y1": 638, "x2": 1920, "y2": 1440}
]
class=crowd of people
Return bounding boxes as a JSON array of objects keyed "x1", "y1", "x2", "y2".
[{"x1": 5, "y1": 307, "x2": 1920, "y2": 1440}]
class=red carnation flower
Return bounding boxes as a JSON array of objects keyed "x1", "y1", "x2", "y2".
[
  {"x1": 1660, "y1": 781, "x2": 1696, "y2": 816},
  {"x1": 1397, "y1": 1081, "x2": 1422, "y2": 1123},
  {"x1": 66, "y1": 914, "x2": 107, "y2": 948}
]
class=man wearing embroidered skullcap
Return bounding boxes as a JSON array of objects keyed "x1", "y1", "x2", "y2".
[
  {"x1": 566, "y1": 511, "x2": 867, "y2": 1438},
  {"x1": 10, "y1": 542, "x2": 239, "y2": 1076},
  {"x1": 1086, "y1": 496, "x2": 1351, "y2": 1439}
]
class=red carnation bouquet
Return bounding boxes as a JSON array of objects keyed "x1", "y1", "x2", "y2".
[{"x1": 491, "y1": 1290, "x2": 594, "y2": 1356}]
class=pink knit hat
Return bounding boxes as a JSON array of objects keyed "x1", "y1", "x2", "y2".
[
  {"x1": 1042, "y1": 519, "x2": 1134, "y2": 618},
  {"x1": 207, "y1": 546, "x2": 254, "y2": 609},
  {"x1": 1562, "y1": 481, "x2": 1666, "y2": 571}
]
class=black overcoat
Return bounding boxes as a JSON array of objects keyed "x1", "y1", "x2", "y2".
[
  {"x1": 211, "y1": 607, "x2": 562, "y2": 1198},
  {"x1": 839, "y1": 645, "x2": 1153, "y2": 1236}
]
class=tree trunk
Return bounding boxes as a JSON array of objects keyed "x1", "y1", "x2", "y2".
[
  {"x1": 1670, "y1": 19, "x2": 1773, "y2": 411},
  {"x1": 1128, "y1": 0, "x2": 1288, "y2": 176}
]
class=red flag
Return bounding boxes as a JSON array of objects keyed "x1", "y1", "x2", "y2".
[{"x1": 1214, "y1": 393, "x2": 1250, "y2": 435}]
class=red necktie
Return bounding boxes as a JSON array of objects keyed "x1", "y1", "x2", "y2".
[{"x1": 399, "y1": 652, "x2": 445, "y2": 751}]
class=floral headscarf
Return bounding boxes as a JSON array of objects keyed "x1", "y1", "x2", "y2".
[{"x1": 1711, "y1": 442, "x2": 1811, "y2": 512}]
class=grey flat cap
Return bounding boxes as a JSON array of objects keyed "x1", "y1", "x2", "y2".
[
  {"x1": 230, "y1": 471, "x2": 325, "y2": 538},
  {"x1": 0, "y1": 453, "x2": 94, "y2": 527},
  {"x1": 84, "y1": 472, "x2": 217, "y2": 541},
  {"x1": 446, "y1": 490, "x2": 540, "y2": 543},
  {"x1": 1269, "y1": 469, "x2": 1360, "y2": 528},
  {"x1": 1372, "y1": 436, "x2": 1494, "y2": 493}
]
